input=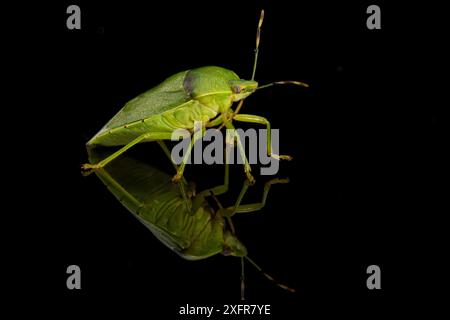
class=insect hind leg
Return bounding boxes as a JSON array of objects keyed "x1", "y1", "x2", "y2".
[{"x1": 81, "y1": 132, "x2": 174, "y2": 176}]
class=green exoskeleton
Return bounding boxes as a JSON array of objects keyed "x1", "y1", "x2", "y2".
[
  {"x1": 81, "y1": 10, "x2": 308, "y2": 186},
  {"x1": 88, "y1": 148, "x2": 294, "y2": 299}
]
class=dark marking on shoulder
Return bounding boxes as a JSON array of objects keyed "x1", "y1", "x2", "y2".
[{"x1": 183, "y1": 70, "x2": 197, "y2": 97}]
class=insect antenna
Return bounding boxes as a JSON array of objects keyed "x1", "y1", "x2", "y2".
[
  {"x1": 251, "y1": 9, "x2": 265, "y2": 81},
  {"x1": 256, "y1": 81, "x2": 309, "y2": 90},
  {"x1": 241, "y1": 256, "x2": 246, "y2": 300},
  {"x1": 250, "y1": 10, "x2": 309, "y2": 94},
  {"x1": 249, "y1": 9, "x2": 309, "y2": 90},
  {"x1": 244, "y1": 256, "x2": 296, "y2": 293}
]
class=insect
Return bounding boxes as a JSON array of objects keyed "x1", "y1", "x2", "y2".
[
  {"x1": 81, "y1": 10, "x2": 308, "y2": 186},
  {"x1": 88, "y1": 147, "x2": 295, "y2": 299}
]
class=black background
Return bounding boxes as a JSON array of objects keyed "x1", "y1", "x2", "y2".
[{"x1": 11, "y1": 0, "x2": 418, "y2": 317}]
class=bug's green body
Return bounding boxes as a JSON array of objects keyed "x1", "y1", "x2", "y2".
[
  {"x1": 82, "y1": 9, "x2": 307, "y2": 183},
  {"x1": 82, "y1": 10, "x2": 303, "y2": 298},
  {"x1": 89, "y1": 149, "x2": 247, "y2": 260},
  {"x1": 88, "y1": 66, "x2": 255, "y2": 148}
]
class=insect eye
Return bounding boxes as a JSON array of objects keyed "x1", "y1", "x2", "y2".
[{"x1": 233, "y1": 85, "x2": 242, "y2": 94}]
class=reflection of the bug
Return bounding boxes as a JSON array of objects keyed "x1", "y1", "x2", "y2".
[{"x1": 88, "y1": 148, "x2": 292, "y2": 299}]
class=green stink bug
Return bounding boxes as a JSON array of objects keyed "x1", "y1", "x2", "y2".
[
  {"x1": 81, "y1": 10, "x2": 308, "y2": 185},
  {"x1": 88, "y1": 147, "x2": 294, "y2": 299}
]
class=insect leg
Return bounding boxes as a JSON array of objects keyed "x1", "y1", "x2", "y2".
[
  {"x1": 198, "y1": 137, "x2": 233, "y2": 197},
  {"x1": 206, "y1": 114, "x2": 224, "y2": 127},
  {"x1": 198, "y1": 160, "x2": 229, "y2": 197},
  {"x1": 210, "y1": 192, "x2": 236, "y2": 235},
  {"x1": 223, "y1": 121, "x2": 256, "y2": 185},
  {"x1": 228, "y1": 178, "x2": 289, "y2": 214},
  {"x1": 157, "y1": 140, "x2": 191, "y2": 211},
  {"x1": 81, "y1": 132, "x2": 173, "y2": 176},
  {"x1": 228, "y1": 179, "x2": 251, "y2": 217},
  {"x1": 233, "y1": 114, "x2": 293, "y2": 161},
  {"x1": 171, "y1": 125, "x2": 205, "y2": 183}
]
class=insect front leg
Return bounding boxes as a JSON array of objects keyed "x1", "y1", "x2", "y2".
[{"x1": 233, "y1": 114, "x2": 293, "y2": 161}]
